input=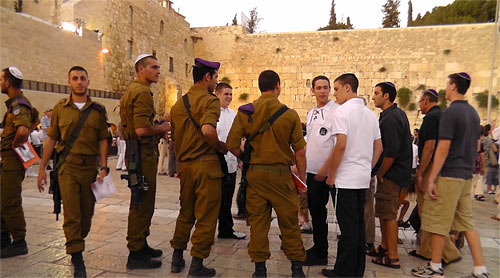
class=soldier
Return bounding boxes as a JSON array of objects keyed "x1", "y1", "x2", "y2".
[
  {"x1": 37, "y1": 66, "x2": 108, "y2": 277},
  {"x1": 0, "y1": 67, "x2": 38, "y2": 258},
  {"x1": 120, "y1": 54, "x2": 169, "y2": 269},
  {"x1": 227, "y1": 70, "x2": 307, "y2": 278},
  {"x1": 169, "y1": 58, "x2": 227, "y2": 277}
]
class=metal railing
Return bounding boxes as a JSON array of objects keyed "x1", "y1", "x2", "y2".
[{"x1": 22, "y1": 79, "x2": 122, "y2": 100}]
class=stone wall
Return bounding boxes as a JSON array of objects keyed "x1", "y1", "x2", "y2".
[
  {"x1": 0, "y1": 8, "x2": 106, "y2": 90},
  {"x1": 1, "y1": 0, "x2": 62, "y2": 25},
  {"x1": 192, "y1": 24, "x2": 500, "y2": 126}
]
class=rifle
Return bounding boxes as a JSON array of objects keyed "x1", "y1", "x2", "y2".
[
  {"x1": 48, "y1": 153, "x2": 62, "y2": 221},
  {"x1": 121, "y1": 139, "x2": 149, "y2": 208}
]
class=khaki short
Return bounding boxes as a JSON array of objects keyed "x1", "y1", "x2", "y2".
[
  {"x1": 375, "y1": 178, "x2": 401, "y2": 220},
  {"x1": 421, "y1": 176, "x2": 475, "y2": 236},
  {"x1": 298, "y1": 192, "x2": 308, "y2": 210}
]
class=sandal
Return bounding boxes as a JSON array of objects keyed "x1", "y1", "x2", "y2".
[
  {"x1": 372, "y1": 254, "x2": 401, "y2": 269},
  {"x1": 366, "y1": 245, "x2": 387, "y2": 257}
]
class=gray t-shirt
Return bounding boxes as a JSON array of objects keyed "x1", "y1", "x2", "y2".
[{"x1": 439, "y1": 100, "x2": 480, "y2": 179}]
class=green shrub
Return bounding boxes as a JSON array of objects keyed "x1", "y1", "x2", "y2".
[
  {"x1": 239, "y1": 92, "x2": 249, "y2": 101},
  {"x1": 397, "y1": 87, "x2": 412, "y2": 109}
]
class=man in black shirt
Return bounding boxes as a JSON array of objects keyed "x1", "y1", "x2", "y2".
[
  {"x1": 370, "y1": 81, "x2": 412, "y2": 269},
  {"x1": 409, "y1": 89, "x2": 462, "y2": 265},
  {"x1": 411, "y1": 73, "x2": 489, "y2": 278}
]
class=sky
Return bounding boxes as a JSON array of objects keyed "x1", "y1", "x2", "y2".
[{"x1": 173, "y1": 0, "x2": 456, "y2": 33}]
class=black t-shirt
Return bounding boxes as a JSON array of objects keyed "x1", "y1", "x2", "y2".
[
  {"x1": 418, "y1": 105, "x2": 441, "y2": 160},
  {"x1": 374, "y1": 104, "x2": 413, "y2": 187},
  {"x1": 439, "y1": 100, "x2": 480, "y2": 179}
]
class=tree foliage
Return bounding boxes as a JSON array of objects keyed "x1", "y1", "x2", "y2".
[
  {"x1": 409, "y1": 0, "x2": 496, "y2": 26},
  {"x1": 397, "y1": 87, "x2": 412, "y2": 109},
  {"x1": 438, "y1": 89, "x2": 447, "y2": 110},
  {"x1": 474, "y1": 91, "x2": 499, "y2": 108},
  {"x1": 319, "y1": 0, "x2": 354, "y2": 30},
  {"x1": 243, "y1": 7, "x2": 261, "y2": 34},
  {"x1": 232, "y1": 13, "x2": 238, "y2": 26},
  {"x1": 329, "y1": 0, "x2": 337, "y2": 26},
  {"x1": 382, "y1": 0, "x2": 401, "y2": 28},
  {"x1": 407, "y1": 0, "x2": 413, "y2": 26}
]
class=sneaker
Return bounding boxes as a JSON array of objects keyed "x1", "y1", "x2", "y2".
[
  {"x1": 218, "y1": 231, "x2": 246, "y2": 239},
  {"x1": 411, "y1": 263, "x2": 444, "y2": 277},
  {"x1": 462, "y1": 273, "x2": 490, "y2": 278},
  {"x1": 0, "y1": 240, "x2": 28, "y2": 258}
]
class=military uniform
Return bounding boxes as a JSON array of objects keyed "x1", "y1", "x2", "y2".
[
  {"x1": 226, "y1": 94, "x2": 306, "y2": 263},
  {"x1": 48, "y1": 96, "x2": 108, "y2": 254},
  {"x1": 120, "y1": 79, "x2": 158, "y2": 252},
  {"x1": 169, "y1": 84, "x2": 223, "y2": 258},
  {"x1": 1, "y1": 95, "x2": 37, "y2": 245}
]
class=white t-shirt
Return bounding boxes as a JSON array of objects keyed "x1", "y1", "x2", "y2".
[
  {"x1": 493, "y1": 126, "x2": 500, "y2": 141},
  {"x1": 412, "y1": 143, "x2": 419, "y2": 169},
  {"x1": 332, "y1": 98, "x2": 381, "y2": 189},
  {"x1": 74, "y1": 102, "x2": 86, "y2": 110},
  {"x1": 30, "y1": 129, "x2": 43, "y2": 145},
  {"x1": 305, "y1": 100, "x2": 339, "y2": 174},
  {"x1": 217, "y1": 107, "x2": 238, "y2": 173}
]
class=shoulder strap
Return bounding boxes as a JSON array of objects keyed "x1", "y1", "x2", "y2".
[
  {"x1": 248, "y1": 105, "x2": 289, "y2": 142},
  {"x1": 182, "y1": 94, "x2": 201, "y2": 130},
  {"x1": 58, "y1": 106, "x2": 93, "y2": 165}
]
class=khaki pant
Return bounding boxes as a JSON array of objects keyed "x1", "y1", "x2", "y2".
[
  {"x1": 170, "y1": 155, "x2": 223, "y2": 258},
  {"x1": 58, "y1": 158, "x2": 97, "y2": 254},
  {"x1": 246, "y1": 165, "x2": 306, "y2": 262},
  {"x1": 0, "y1": 151, "x2": 26, "y2": 241},
  {"x1": 127, "y1": 145, "x2": 158, "y2": 251},
  {"x1": 417, "y1": 165, "x2": 464, "y2": 262}
]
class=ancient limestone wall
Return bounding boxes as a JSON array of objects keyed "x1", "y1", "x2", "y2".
[
  {"x1": 192, "y1": 24, "x2": 500, "y2": 126},
  {"x1": 1, "y1": 0, "x2": 62, "y2": 25},
  {"x1": 0, "y1": 8, "x2": 106, "y2": 90}
]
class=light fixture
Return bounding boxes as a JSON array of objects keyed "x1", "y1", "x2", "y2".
[{"x1": 101, "y1": 48, "x2": 110, "y2": 54}]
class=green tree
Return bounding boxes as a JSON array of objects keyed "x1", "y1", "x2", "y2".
[
  {"x1": 407, "y1": 0, "x2": 413, "y2": 26},
  {"x1": 346, "y1": 17, "x2": 353, "y2": 29},
  {"x1": 243, "y1": 7, "x2": 261, "y2": 34},
  {"x1": 382, "y1": 0, "x2": 401, "y2": 28},
  {"x1": 397, "y1": 87, "x2": 412, "y2": 109},
  {"x1": 318, "y1": 0, "x2": 354, "y2": 30},
  {"x1": 232, "y1": 13, "x2": 238, "y2": 25},
  {"x1": 411, "y1": 0, "x2": 496, "y2": 26},
  {"x1": 329, "y1": 0, "x2": 337, "y2": 26}
]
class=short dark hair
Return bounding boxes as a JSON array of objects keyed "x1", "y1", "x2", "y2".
[
  {"x1": 483, "y1": 124, "x2": 491, "y2": 136},
  {"x1": 68, "y1": 66, "x2": 88, "y2": 78},
  {"x1": 135, "y1": 56, "x2": 157, "y2": 73},
  {"x1": 334, "y1": 73, "x2": 358, "y2": 93},
  {"x1": 423, "y1": 91, "x2": 438, "y2": 103},
  {"x1": 216, "y1": 82, "x2": 232, "y2": 93},
  {"x1": 2, "y1": 68, "x2": 22, "y2": 89},
  {"x1": 375, "y1": 82, "x2": 397, "y2": 102},
  {"x1": 312, "y1": 75, "x2": 330, "y2": 88},
  {"x1": 448, "y1": 73, "x2": 470, "y2": 95},
  {"x1": 193, "y1": 66, "x2": 217, "y2": 83},
  {"x1": 414, "y1": 128, "x2": 419, "y2": 132},
  {"x1": 258, "y1": 70, "x2": 280, "y2": 92}
]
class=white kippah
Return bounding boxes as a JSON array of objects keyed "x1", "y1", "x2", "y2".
[
  {"x1": 134, "y1": 54, "x2": 154, "y2": 65},
  {"x1": 8, "y1": 67, "x2": 23, "y2": 80}
]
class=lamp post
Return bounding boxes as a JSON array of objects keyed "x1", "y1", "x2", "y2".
[{"x1": 487, "y1": 0, "x2": 500, "y2": 124}]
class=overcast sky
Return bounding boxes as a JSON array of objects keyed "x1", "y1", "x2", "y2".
[{"x1": 173, "y1": 0, "x2": 455, "y2": 32}]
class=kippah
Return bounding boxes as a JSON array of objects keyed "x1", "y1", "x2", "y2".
[
  {"x1": 135, "y1": 54, "x2": 154, "y2": 66},
  {"x1": 457, "y1": 72, "x2": 471, "y2": 81},
  {"x1": 384, "y1": 81, "x2": 395, "y2": 88},
  {"x1": 8, "y1": 67, "x2": 23, "y2": 80},
  {"x1": 426, "y1": 89, "x2": 438, "y2": 98}
]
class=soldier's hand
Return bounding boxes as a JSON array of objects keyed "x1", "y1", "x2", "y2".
[
  {"x1": 37, "y1": 170, "x2": 47, "y2": 192},
  {"x1": 158, "y1": 121, "x2": 170, "y2": 133}
]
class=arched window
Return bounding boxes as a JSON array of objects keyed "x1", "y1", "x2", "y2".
[
  {"x1": 129, "y1": 6, "x2": 133, "y2": 25},
  {"x1": 160, "y1": 20, "x2": 164, "y2": 35}
]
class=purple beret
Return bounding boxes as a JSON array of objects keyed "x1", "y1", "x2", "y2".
[
  {"x1": 194, "y1": 58, "x2": 220, "y2": 70},
  {"x1": 384, "y1": 81, "x2": 396, "y2": 88},
  {"x1": 458, "y1": 72, "x2": 471, "y2": 81},
  {"x1": 426, "y1": 89, "x2": 438, "y2": 98}
]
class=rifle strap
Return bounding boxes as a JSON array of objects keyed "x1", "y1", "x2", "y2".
[
  {"x1": 57, "y1": 104, "x2": 93, "y2": 167},
  {"x1": 247, "y1": 105, "x2": 289, "y2": 143}
]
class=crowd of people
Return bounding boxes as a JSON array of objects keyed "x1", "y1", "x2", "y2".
[{"x1": 0, "y1": 55, "x2": 499, "y2": 278}]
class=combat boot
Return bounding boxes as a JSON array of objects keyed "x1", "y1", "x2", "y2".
[
  {"x1": 171, "y1": 248, "x2": 185, "y2": 273},
  {"x1": 126, "y1": 250, "x2": 162, "y2": 269},
  {"x1": 252, "y1": 261, "x2": 267, "y2": 278},
  {"x1": 143, "y1": 239, "x2": 162, "y2": 258},
  {"x1": 71, "y1": 251, "x2": 87, "y2": 278},
  {"x1": 188, "y1": 256, "x2": 216, "y2": 277},
  {"x1": 0, "y1": 239, "x2": 27, "y2": 258},
  {"x1": 291, "y1": 261, "x2": 305, "y2": 277},
  {"x1": 0, "y1": 232, "x2": 11, "y2": 250}
]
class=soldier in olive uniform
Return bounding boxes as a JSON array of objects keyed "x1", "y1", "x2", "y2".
[
  {"x1": 37, "y1": 66, "x2": 109, "y2": 278},
  {"x1": 120, "y1": 54, "x2": 170, "y2": 269},
  {"x1": 169, "y1": 58, "x2": 227, "y2": 277},
  {"x1": 0, "y1": 67, "x2": 38, "y2": 258},
  {"x1": 226, "y1": 70, "x2": 307, "y2": 278}
]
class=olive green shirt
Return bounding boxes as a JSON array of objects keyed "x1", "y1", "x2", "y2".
[
  {"x1": 120, "y1": 79, "x2": 155, "y2": 145},
  {"x1": 48, "y1": 96, "x2": 109, "y2": 155},
  {"x1": 227, "y1": 94, "x2": 306, "y2": 166},
  {"x1": 170, "y1": 84, "x2": 221, "y2": 162},
  {"x1": 1, "y1": 94, "x2": 37, "y2": 152}
]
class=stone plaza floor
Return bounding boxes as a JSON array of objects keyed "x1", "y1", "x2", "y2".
[{"x1": 1, "y1": 156, "x2": 499, "y2": 277}]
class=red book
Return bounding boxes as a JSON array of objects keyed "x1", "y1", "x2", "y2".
[
  {"x1": 292, "y1": 173, "x2": 307, "y2": 193},
  {"x1": 14, "y1": 142, "x2": 40, "y2": 169}
]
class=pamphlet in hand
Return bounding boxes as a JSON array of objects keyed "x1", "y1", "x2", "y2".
[
  {"x1": 14, "y1": 142, "x2": 40, "y2": 169},
  {"x1": 292, "y1": 173, "x2": 307, "y2": 193},
  {"x1": 91, "y1": 175, "x2": 116, "y2": 201}
]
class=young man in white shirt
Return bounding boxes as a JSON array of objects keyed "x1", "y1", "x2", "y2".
[
  {"x1": 215, "y1": 83, "x2": 246, "y2": 240},
  {"x1": 321, "y1": 73, "x2": 383, "y2": 277},
  {"x1": 303, "y1": 75, "x2": 338, "y2": 266}
]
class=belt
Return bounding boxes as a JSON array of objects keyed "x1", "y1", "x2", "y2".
[
  {"x1": 249, "y1": 164, "x2": 291, "y2": 174},
  {"x1": 182, "y1": 154, "x2": 219, "y2": 165},
  {"x1": 65, "y1": 154, "x2": 97, "y2": 166}
]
